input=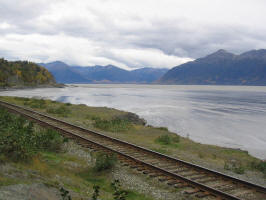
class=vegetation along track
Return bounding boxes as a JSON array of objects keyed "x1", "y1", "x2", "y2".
[{"x1": 0, "y1": 100, "x2": 265, "y2": 200}]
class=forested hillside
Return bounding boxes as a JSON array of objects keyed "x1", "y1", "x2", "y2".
[{"x1": 0, "y1": 58, "x2": 55, "y2": 87}]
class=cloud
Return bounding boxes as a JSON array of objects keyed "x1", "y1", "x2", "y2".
[{"x1": 0, "y1": 0, "x2": 266, "y2": 69}]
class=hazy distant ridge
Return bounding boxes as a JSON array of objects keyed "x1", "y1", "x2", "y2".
[
  {"x1": 39, "y1": 62, "x2": 168, "y2": 84},
  {"x1": 159, "y1": 49, "x2": 266, "y2": 85}
]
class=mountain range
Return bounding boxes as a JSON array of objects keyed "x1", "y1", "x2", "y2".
[
  {"x1": 39, "y1": 61, "x2": 168, "y2": 84},
  {"x1": 39, "y1": 49, "x2": 266, "y2": 85},
  {"x1": 159, "y1": 49, "x2": 266, "y2": 85}
]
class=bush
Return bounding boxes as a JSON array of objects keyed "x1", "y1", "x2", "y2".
[
  {"x1": 0, "y1": 107, "x2": 64, "y2": 161},
  {"x1": 155, "y1": 134, "x2": 180, "y2": 146},
  {"x1": 46, "y1": 105, "x2": 71, "y2": 117},
  {"x1": 250, "y1": 161, "x2": 266, "y2": 175},
  {"x1": 172, "y1": 135, "x2": 180, "y2": 143},
  {"x1": 93, "y1": 152, "x2": 117, "y2": 172},
  {"x1": 111, "y1": 179, "x2": 128, "y2": 200},
  {"x1": 35, "y1": 129, "x2": 64, "y2": 152},
  {"x1": 233, "y1": 166, "x2": 245, "y2": 174},
  {"x1": 93, "y1": 118, "x2": 132, "y2": 132},
  {"x1": 92, "y1": 185, "x2": 100, "y2": 200},
  {"x1": 60, "y1": 187, "x2": 72, "y2": 200},
  {"x1": 156, "y1": 135, "x2": 171, "y2": 145},
  {"x1": 256, "y1": 161, "x2": 266, "y2": 174}
]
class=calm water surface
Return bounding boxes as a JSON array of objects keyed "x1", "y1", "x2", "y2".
[{"x1": 1, "y1": 84, "x2": 266, "y2": 159}]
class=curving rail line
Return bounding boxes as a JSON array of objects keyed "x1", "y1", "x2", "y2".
[{"x1": 0, "y1": 100, "x2": 265, "y2": 200}]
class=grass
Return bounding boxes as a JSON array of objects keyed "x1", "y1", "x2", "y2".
[
  {"x1": 0, "y1": 175, "x2": 19, "y2": 186},
  {"x1": 2, "y1": 149, "x2": 152, "y2": 200},
  {"x1": 93, "y1": 118, "x2": 133, "y2": 132},
  {"x1": 0, "y1": 96, "x2": 265, "y2": 178}
]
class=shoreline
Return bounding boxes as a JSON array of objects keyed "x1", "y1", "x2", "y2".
[
  {"x1": 0, "y1": 86, "x2": 265, "y2": 160},
  {"x1": 0, "y1": 84, "x2": 66, "y2": 92},
  {"x1": 0, "y1": 95, "x2": 265, "y2": 187}
]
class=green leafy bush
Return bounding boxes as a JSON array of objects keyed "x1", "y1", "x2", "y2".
[
  {"x1": 0, "y1": 107, "x2": 64, "y2": 161},
  {"x1": 172, "y1": 135, "x2": 180, "y2": 143},
  {"x1": 93, "y1": 152, "x2": 117, "y2": 172},
  {"x1": 60, "y1": 187, "x2": 72, "y2": 200},
  {"x1": 155, "y1": 134, "x2": 180, "y2": 146},
  {"x1": 156, "y1": 135, "x2": 171, "y2": 145},
  {"x1": 250, "y1": 161, "x2": 266, "y2": 175},
  {"x1": 233, "y1": 166, "x2": 245, "y2": 174},
  {"x1": 92, "y1": 185, "x2": 100, "y2": 200},
  {"x1": 111, "y1": 179, "x2": 128, "y2": 200}
]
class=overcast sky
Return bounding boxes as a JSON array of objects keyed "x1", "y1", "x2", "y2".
[{"x1": 0, "y1": 0, "x2": 266, "y2": 69}]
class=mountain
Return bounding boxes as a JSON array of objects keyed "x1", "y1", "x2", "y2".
[
  {"x1": 0, "y1": 58, "x2": 55, "y2": 87},
  {"x1": 38, "y1": 61, "x2": 89, "y2": 83},
  {"x1": 71, "y1": 65, "x2": 134, "y2": 83},
  {"x1": 130, "y1": 68, "x2": 169, "y2": 83},
  {"x1": 40, "y1": 61, "x2": 168, "y2": 84},
  {"x1": 159, "y1": 49, "x2": 266, "y2": 85}
]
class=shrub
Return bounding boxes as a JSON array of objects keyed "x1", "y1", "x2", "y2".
[
  {"x1": 92, "y1": 185, "x2": 100, "y2": 200},
  {"x1": 172, "y1": 135, "x2": 180, "y2": 143},
  {"x1": 35, "y1": 129, "x2": 64, "y2": 152},
  {"x1": 60, "y1": 187, "x2": 72, "y2": 200},
  {"x1": 256, "y1": 161, "x2": 266, "y2": 175},
  {"x1": 111, "y1": 179, "x2": 128, "y2": 200},
  {"x1": 46, "y1": 105, "x2": 71, "y2": 117},
  {"x1": 156, "y1": 135, "x2": 171, "y2": 145},
  {"x1": 250, "y1": 161, "x2": 266, "y2": 175},
  {"x1": 155, "y1": 134, "x2": 180, "y2": 146},
  {"x1": 224, "y1": 162, "x2": 230, "y2": 170},
  {"x1": 233, "y1": 166, "x2": 245, "y2": 174},
  {"x1": 93, "y1": 152, "x2": 117, "y2": 172},
  {"x1": 198, "y1": 152, "x2": 204, "y2": 159},
  {"x1": 0, "y1": 107, "x2": 64, "y2": 161}
]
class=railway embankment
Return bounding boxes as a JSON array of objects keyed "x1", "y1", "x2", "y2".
[{"x1": 0, "y1": 96, "x2": 265, "y2": 200}]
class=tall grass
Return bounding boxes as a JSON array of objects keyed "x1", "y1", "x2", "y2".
[{"x1": 93, "y1": 118, "x2": 132, "y2": 132}]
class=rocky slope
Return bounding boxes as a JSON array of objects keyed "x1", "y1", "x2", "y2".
[{"x1": 159, "y1": 49, "x2": 266, "y2": 85}]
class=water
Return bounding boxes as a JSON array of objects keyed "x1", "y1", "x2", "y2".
[{"x1": 1, "y1": 84, "x2": 266, "y2": 159}]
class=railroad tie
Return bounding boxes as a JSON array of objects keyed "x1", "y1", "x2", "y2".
[
  {"x1": 171, "y1": 168, "x2": 190, "y2": 173},
  {"x1": 198, "y1": 177, "x2": 217, "y2": 184},
  {"x1": 167, "y1": 179, "x2": 182, "y2": 186},
  {"x1": 184, "y1": 188, "x2": 201, "y2": 195},
  {"x1": 182, "y1": 172, "x2": 200, "y2": 177},
  {"x1": 158, "y1": 176, "x2": 173, "y2": 182},
  {"x1": 195, "y1": 191, "x2": 211, "y2": 198},
  {"x1": 190, "y1": 175, "x2": 208, "y2": 181},
  {"x1": 174, "y1": 183, "x2": 190, "y2": 189},
  {"x1": 148, "y1": 173, "x2": 164, "y2": 178}
]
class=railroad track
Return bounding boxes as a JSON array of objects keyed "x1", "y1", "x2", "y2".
[{"x1": 0, "y1": 100, "x2": 265, "y2": 200}]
